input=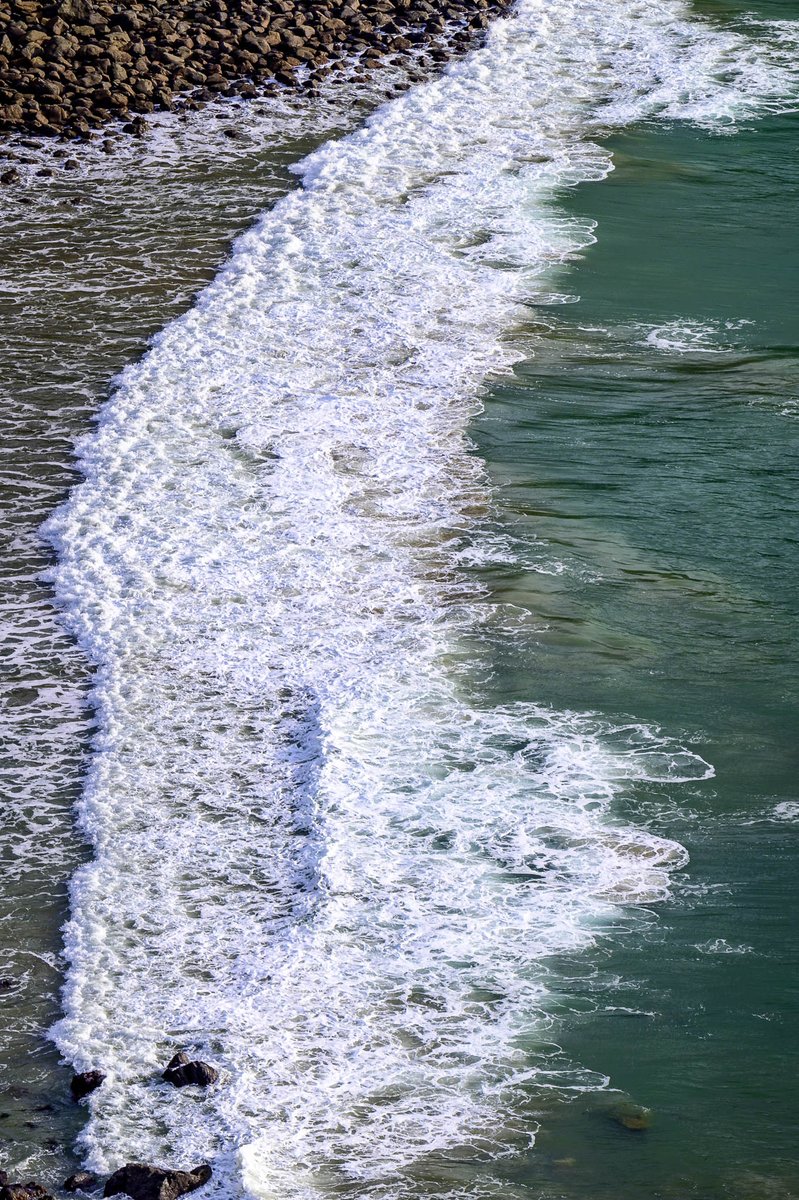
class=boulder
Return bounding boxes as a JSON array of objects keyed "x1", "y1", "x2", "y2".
[
  {"x1": 102, "y1": 1164, "x2": 212, "y2": 1200},
  {"x1": 0, "y1": 1184, "x2": 56, "y2": 1200},
  {"x1": 162, "y1": 1056, "x2": 218, "y2": 1089},
  {"x1": 70, "y1": 1070, "x2": 106, "y2": 1100},
  {"x1": 610, "y1": 1101, "x2": 652, "y2": 1131},
  {"x1": 63, "y1": 1172, "x2": 100, "y2": 1193}
]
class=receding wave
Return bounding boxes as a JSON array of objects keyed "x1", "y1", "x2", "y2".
[{"x1": 44, "y1": 0, "x2": 794, "y2": 1195}]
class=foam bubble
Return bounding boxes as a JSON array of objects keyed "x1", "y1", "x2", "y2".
[
  {"x1": 42, "y1": 0, "x2": 796, "y2": 1192},
  {"x1": 643, "y1": 318, "x2": 756, "y2": 354}
]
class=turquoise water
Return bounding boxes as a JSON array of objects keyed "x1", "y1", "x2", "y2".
[{"x1": 472, "y1": 89, "x2": 799, "y2": 1199}]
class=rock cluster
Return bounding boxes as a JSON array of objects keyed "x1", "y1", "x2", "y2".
[
  {"x1": 0, "y1": 1177, "x2": 55, "y2": 1200},
  {"x1": 103, "y1": 1163, "x2": 211, "y2": 1200},
  {"x1": 0, "y1": 1165, "x2": 210, "y2": 1200},
  {"x1": 0, "y1": 0, "x2": 514, "y2": 138}
]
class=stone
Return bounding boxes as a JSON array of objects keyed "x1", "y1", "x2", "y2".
[
  {"x1": 0, "y1": 0, "x2": 509, "y2": 138},
  {"x1": 1, "y1": 167, "x2": 21, "y2": 182},
  {"x1": 63, "y1": 1174, "x2": 99, "y2": 1193},
  {"x1": 102, "y1": 1163, "x2": 212, "y2": 1200},
  {"x1": 70, "y1": 1070, "x2": 106, "y2": 1100},
  {"x1": 610, "y1": 1101, "x2": 652, "y2": 1131},
  {"x1": 0, "y1": 1184, "x2": 56, "y2": 1200},
  {"x1": 162, "y1": 1058, "x2": 219, "y2": 1088}
]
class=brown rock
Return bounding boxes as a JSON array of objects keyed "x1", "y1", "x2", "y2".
[
  {"x1": 0, "y1": 1184, "x2": 55, "y2": 1200},
  {"x1": 63, "y1": 1173, "x2": 99, "y2": 1193},
  {"x1": 102, "y1": 1164, "x2": 211, "y2": 1200}
]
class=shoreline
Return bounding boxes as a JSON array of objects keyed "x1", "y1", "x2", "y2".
[{"x1": 0, "y1": 0, "x2": 513, "y2": 153}]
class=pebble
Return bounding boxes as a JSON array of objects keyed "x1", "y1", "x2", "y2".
[{"x1": 0, "y1": 0, "x2": 514, "y2": 140}]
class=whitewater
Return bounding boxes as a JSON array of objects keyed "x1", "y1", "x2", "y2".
[{"x1": 42, "y1": 0, "x2": 798, "y2": 1195}]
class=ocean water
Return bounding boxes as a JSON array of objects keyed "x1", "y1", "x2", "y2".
[{"x1": 1, "y1": 0, "x2": 798, "y2": 1197}]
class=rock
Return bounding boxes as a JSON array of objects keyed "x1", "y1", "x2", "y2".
[
  {"x1": 63, "y1": 1173, "x2": 99, "y2": 1193},
  {"x1": 164, "y1": 1053, "x2": 190, "y2": 1070},
  {"x1": 610, "y1": 1101, "x2": 652, "y2": 1131},
  {"x1": 0, "y1": 1184, "x2": 56, "y2": 1200},
  {"x1": 70, "y1": 1070, "x2": 107, "y2": 1100},
  {"x1": 102, "y1": 1163, "x2": 212, "y2": 1200},
  {"x1": 0, "y1": 168, "x2": 20, "y2": 183},
  {"x1": 0, "y1": 0, "x2": 510, "y2": 139},
  {"x1": 162, "y1": 1057, "x2": 219, "y2": 1088}
]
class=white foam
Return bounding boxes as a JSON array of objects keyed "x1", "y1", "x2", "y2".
[
  {"x1": 694, "y1": 939, "x2": 755, "y2": 954},
  {"x1": 643, "y1": 318, "x2": 756, "y2": 354},
  {"x1": 44, "y1": 0, "x2": 797, "y2": 1194},
  {"x1": 771, "y1": 801, "x2": 799, "y2": 822}
]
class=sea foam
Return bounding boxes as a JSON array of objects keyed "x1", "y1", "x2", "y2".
[{"x1": 44, "y1": 0, "x2": 796, "y2": 1194}]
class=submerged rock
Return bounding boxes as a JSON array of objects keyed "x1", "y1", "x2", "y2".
[
  {"x1": 161, "y1": 1056, "x2": 218, "y2": 1089},
  {"x1": 70, "y1": 1070, "x2": 106, "y2": 1100},
  {"x1": 63, "y1": 1172, "x2": 100, "y2": 1193},
  {"x1": 102, "y1": 1163, "x2": 212, "y2": 1200},
  {"x1": 610, "y1": 1101, "x2": 653, "y2": 1131}
]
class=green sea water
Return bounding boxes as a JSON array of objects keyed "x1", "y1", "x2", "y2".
[{"x1": 471, "y1": 40, "x2": 799, "y2": 1198}]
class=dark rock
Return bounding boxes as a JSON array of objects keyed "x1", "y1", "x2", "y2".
[
  {"x1": 102, "y1": 1163, "x2": 212, "y2": 1200},
  {"x1": 162, "y1": 1058, "x2": 219, "y2": 1089},
  {"x1": 0, "y1": 1184, "x2": 56, "y2": 1200},
  {"x1": 70, "y1": 1070, "x2": 106, "y2": 1100},
  {"x1": 63, "y1": 1172, "x2": 99, "y2": 1193},
  {"x1": 164, "y1": 1053, "x2": 190, "y2": 1070},
  {"x1": 609, "y1": 1101, "x2": 652, "y2": 1131},
  {"x1": 1, "y1": 167, "x2": 21, "y2": 183}
]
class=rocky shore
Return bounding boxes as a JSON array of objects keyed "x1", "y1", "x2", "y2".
[{"x1": 0, "y1": 0, "x2": 514, "y2": 141}]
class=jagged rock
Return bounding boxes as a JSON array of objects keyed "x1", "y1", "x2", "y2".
[
  {"x1": 63, "y1": 1172, "x2": 100, "y2": 1193},
  {"x1": 102, "y1": 1163, "x2": 212, "y2": 1200},
  {"x1": 162, "y1": 1057, "x2": 218, "y2": 1089},
  {"x1": 70, "y1": 1070, "x2": 106, "y2": 1100},
  {"x1": 0, "y1": 1183, "x2": 56, "y2": 1200},
  {"x1": 164, "y1": 1053, "x2": 190, "y2": 1070}
]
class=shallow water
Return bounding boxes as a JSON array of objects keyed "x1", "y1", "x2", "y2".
[
  {"x1": 0, "y1": 88, "x2": 394, "y2": 1183},
  {"x1": 1, "y1": 0, "x2": 798, "y2": 1195}
]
